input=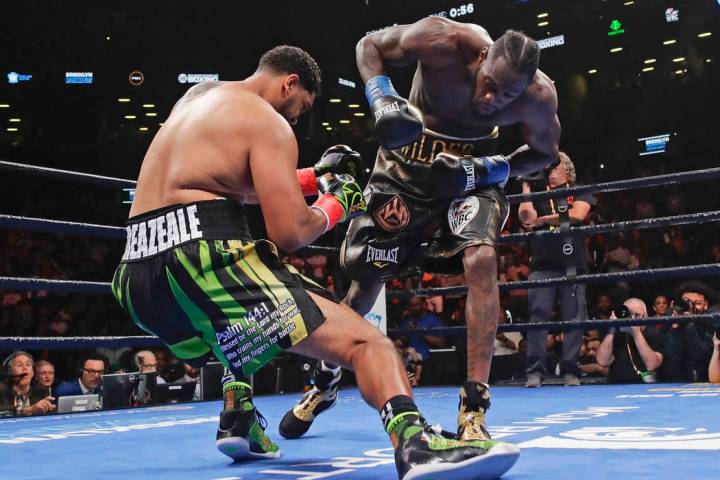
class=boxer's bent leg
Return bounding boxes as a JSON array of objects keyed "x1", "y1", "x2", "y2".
[
  {"x1": 343, "y1": 278, "x2": 385, "y2": 316},
  {"x1": 289, "y1": 291, "x2": 411, "y2": 409}
]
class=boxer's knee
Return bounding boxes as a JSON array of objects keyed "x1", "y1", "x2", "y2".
[{"x1": 463, "y1": 245, "x2": 497, "y2": 290}]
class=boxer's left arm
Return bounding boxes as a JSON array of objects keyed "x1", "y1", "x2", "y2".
[{"x1": 507, "y1": 89, "x2": 561, "y2": 177}]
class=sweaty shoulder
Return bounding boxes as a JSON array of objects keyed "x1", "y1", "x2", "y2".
[{"x1": 219, "y1": 87, "x2": 294, "y2": 145}]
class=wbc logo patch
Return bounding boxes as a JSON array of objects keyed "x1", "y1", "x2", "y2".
[{"x1": 448, "y1": 196, "x2": 480, "y2": 235}]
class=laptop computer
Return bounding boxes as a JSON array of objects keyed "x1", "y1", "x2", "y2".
[
  {"x1": 154, "y1": 382, "x2": 197, "y2": 404},
  {"x1": 56, "y1": 394, "x2": 101, "y2": 414}
]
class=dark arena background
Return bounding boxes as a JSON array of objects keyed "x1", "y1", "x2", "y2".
[{"x1": 1, "y1": 1, "x2": 719, "y2": 479}]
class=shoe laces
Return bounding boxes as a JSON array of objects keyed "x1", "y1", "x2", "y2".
[{"x1": 255, "y1": 409, "x2": 268, "y2": 431}]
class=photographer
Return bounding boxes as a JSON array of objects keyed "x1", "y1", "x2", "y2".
[
  {"x1": 596, "y1": 299, "x2": 665, "y2": 384},
  {"x1": 658, "y1": 281, "x2": 716, "y2": 382},
  {"x1": 518, "y1": 152, "x2": 596, "y2": 387}
]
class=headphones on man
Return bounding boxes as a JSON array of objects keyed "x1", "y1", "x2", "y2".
[{"x1": 3, "y1": 351, "x2": 34, "y2": 374}]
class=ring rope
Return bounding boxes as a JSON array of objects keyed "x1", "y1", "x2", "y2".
[
  {"x1": 3, "y1": 263, "x2": 718, "y2": 296},
  {"x1": 387, "y1": 263, "x2": 720, "y2": 298},
  {"x1": 388, "y1": 312, "x2": 720, "y2": 337},
  {"x1": 3, "y1": 159, "x2": 720, "y2": 204},
  {"x1": 506, "y1": 166, "x2": 720, "y2": 204},
  {"x1": 1, "y1": 313, "x2": 716, "y2": 350},
  {"x1": 0, "y1": 160, "x2": 136, "y2": 188},
  {"x1": 5, "y1": 210, "x2": 720, "y2": 247}
]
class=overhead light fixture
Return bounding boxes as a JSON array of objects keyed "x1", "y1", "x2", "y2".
[
  {"x1": 145, "y1": 112, "x2": 158, "y2": 117},
  {"x1": 674, "y1": 69, "x2": 684, "y2": 75},
  {"x1": 8, "y1": 118, "x2": 21, "y2": 123},
  {"x1": 698, "y1": 32, "x2": 712, "y2": 38},
  {"x1": 321, "y1": 122, "x2": 330, "y2": 126},
  {"x1": 348, "y1": 104, "x2": 360, "y2": 109},
  {"x1": 588, "y1": 69, "x2": 598, "y2": 74},
  {"x1": 644, "y1": 58, "x2": 656, "y2": 64},
  {"x1": 6, "y1": 127, "x2": 18, "y2": 132},
  {"x1": 139, "y1": 127, "x2": 149, "y2": 131},
  {"x1": 124, "y1": 115, "x2": 137, "y2": 119},
  {"x1": 118, "y1": 98, "x2": 131, "y2": 103},
  {"x1": 672, "y1": 57, "x2": 686, "y2": 63},
  {"x1": 353, "y1": 112, "x2": 366, "y2": 117},
  {"x1": 623, "y1": 1, "x2": 634, "y2": 5},
  {"x1": 663, "y1": 39, "x2": 676, "y2": 45},
  {"x1": 538, "y1": 21, "x2": 549, "y2": 27},
  {"x1": 537, "y1": 13, "x2": 549, "y2": 18},
  {"x1": 707, "y1": 59, "x2": 713, "y2": 63},
  {"x1": 325, "y1": 126, "x2": 332, "y2": 131},
  {"x1": 0, "y1": 104, "x2": 9, "y2": 108},
  {"x1": 158, "y1": 122, "x2": 164, "y2": 126},
  {"x1": 642, "y1": 67, "x2": 655, "y2": 72},
  {"x1": 610, "y1": 47, "x2": 623, "y2": 53},
  {"x1": 339, "y1": 120, "x2": 351, "y2": 124},
  {"x1": 142, "y1": 104, "x2": 155, "y2": 108},
  {"x1": 329, "y1": 98, "x2": 342, "y2": 103}
]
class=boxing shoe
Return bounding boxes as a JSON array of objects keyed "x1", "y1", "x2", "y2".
[
  {"x1": 279, "y1": 361, "x2": 341, "y2": 439},
  {"x1": 391, "y1": 413, "x2": 520, "y2": 480},
  {"x1": 457, "y1": 381, "x2": 493, "y2": 441},
  {"x1": 216, "y1": 384, "x2": 280, "y2": 460}
]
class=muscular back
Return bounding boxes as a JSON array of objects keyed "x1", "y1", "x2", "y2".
[{"x1": 130, "y1": 82, "x2": 282, "y2": 217}]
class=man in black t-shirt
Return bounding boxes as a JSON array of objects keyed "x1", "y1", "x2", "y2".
[
  {"x1": 518, "y1": 152, "x2": 596, "y2": 387},
  {"x1": 596, "y1": 298, "x2": 665, "y2": 383}
]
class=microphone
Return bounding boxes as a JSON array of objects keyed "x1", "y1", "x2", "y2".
[{"x1": 0, "y1": 372, "x2": 28, "y2": 380}]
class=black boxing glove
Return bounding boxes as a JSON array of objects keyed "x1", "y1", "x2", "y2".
[
  {"x1": 297, "y1": 145, "x2": 365, "y2": 196},
  {"x1": 365, "y1": 75, "x2": 424, "y2": 150},
  {"x1": 311, "y1": 174, "x2": 367, "y2": 233},
  {"x1": 430, "y1": 153, "x2": 510, "y2": 198}
]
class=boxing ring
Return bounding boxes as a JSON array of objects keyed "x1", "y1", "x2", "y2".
[
  {"x1": 2, "y1": 160, "x2": 720, "y2": 479},
  {"x1": 3, "y1": 384, "x2": 720, "y2": 479}
]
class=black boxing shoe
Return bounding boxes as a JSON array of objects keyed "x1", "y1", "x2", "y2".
[
  {"x1": 279, "y1": 361, "x2": 341, "y2": 439},
  {"x1": 391, "y1": 413, "x2": 520, "y2": 480},
  {"x1": 457, "y1": 381, "x2": 493, "y2": 441}
]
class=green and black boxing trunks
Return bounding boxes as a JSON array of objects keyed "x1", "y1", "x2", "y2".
[
  {"x1": 341, "y1": 127, "x2": 510, "y2": 281},
  {"x1": 112, "y1": 200, "x2": 332, "y2": 377}
]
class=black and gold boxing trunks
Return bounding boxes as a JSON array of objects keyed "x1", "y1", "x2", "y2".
[
  {"x1": 111, "y1": 199, "x2": 331, "y2": 377},
  {"x1": 342, "y1": 127, "x2": 509, "y2": 280}
]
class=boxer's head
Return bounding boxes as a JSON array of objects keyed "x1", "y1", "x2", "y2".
[
  {"x1": 474, "y1": 30, "x2": 540, "y2": 116},
  {"x1": 257, "y1": 45, "x2": 322, "y2": 125}
]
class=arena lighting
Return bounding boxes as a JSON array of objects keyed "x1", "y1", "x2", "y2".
[
  {"x1": 537, "y1": 13, "x2": 548, "y2": 18},
  {"x1": 674, "y1": 69, "x2": 684, "y2": 75},
  {"x1": 0, "y1": 104, "x2": 9, "y2": 108},
  {"x1": 325, "y1": 126, "x2": 332, "y2": 131},
  {"x1": 673, "y1": 57, "x2": 686, "y2": 62},
  {"x1": 642, "y1": 67, "x2": 655, "y2": 72},
  {"x1": 6, "y1": 127, "x2": 19, "y2": 132},
  {"x1": 329, "y1": 98, "x2": 342, "y2": 103},
  {"x1": 698, "y1": 32, "x2": 712, "y2": 38},
  {"x1": 142, "y1": 104, "x2": 155, "y2": 108},
  {"x1": 588, "y1": 69, "x2": 598, "y2": 74},
  {"x1": 353, "y1": 112, "x2": 366, "y2": 117},
  {"x1": 124, "y1": 115, "x2": 136, "y2": 119},
  {"x1": 663, "y1": 39, "x2": 677, "y2": 45},
  {"x1": 321, "y1": 122, "x2": 330, "y2": 126},
  {"x1": 158, "y1": 123, "x2": 164, "y2": 127},
  {"x1": 644, "y1": 58, "x2": 656, "y2": 64},
  {"x1": 538, "y1": 21, "x2": 549, "y2": 27},
  {"x1": 8, "y1": 118, "x2": 21, "y2": 123},
  {"x1": 145, "y1": 112, "x2": 158, "y2": 117},
  {"x1": 139, "y1": 127, "x2": 149, "y2": 131},
  {"x1": 610, "y1": 47, "x2": 623, "y2": 53},
  {"x1": 117, "y1": 98, "x2": 131, "y2": 103},
  {"x1": 339, "y1": 120, "x2": 351, "y2": 124},
  {"x1": 623, "y1": 1, "x2": 634, "y2": 5},
  {"x1": 348, "y1": 104, "x2": 360, "y2": 108}
]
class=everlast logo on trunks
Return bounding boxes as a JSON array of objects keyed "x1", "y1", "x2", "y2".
[
  {"x1": 463, "y1": 164, "x2": 476, "y2": 191},
  {"x1": 399, "y1": 133, "x2": 476, "y2": 164},
  {"x1": 373, "y1": 195, "x2": 410, "y2": 232},
  {"x1": 366, "y1": 245, "x2": 399, "y2": 267},
  {"x1": 374, "y1": 101, "x2": 400, "y2": 121},
  {"x1": 122, "y1": 205, "x2": 203, "y2": 260}
]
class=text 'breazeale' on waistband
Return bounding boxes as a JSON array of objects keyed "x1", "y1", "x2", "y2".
[{"x1": 122, "y1": 205, "x2": 203, "y2": 261}]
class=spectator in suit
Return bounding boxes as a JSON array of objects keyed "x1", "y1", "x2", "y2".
[{"x1": 55, "y1": 353, "x2": 107, "y2": 397}]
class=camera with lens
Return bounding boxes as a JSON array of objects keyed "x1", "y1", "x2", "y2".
[
  {"x1": 613, "y1": 304, "x2": 631, "y2": 319},
  {"x1": 671, "y1": 297, "x2": 692, "y2": 314}
]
